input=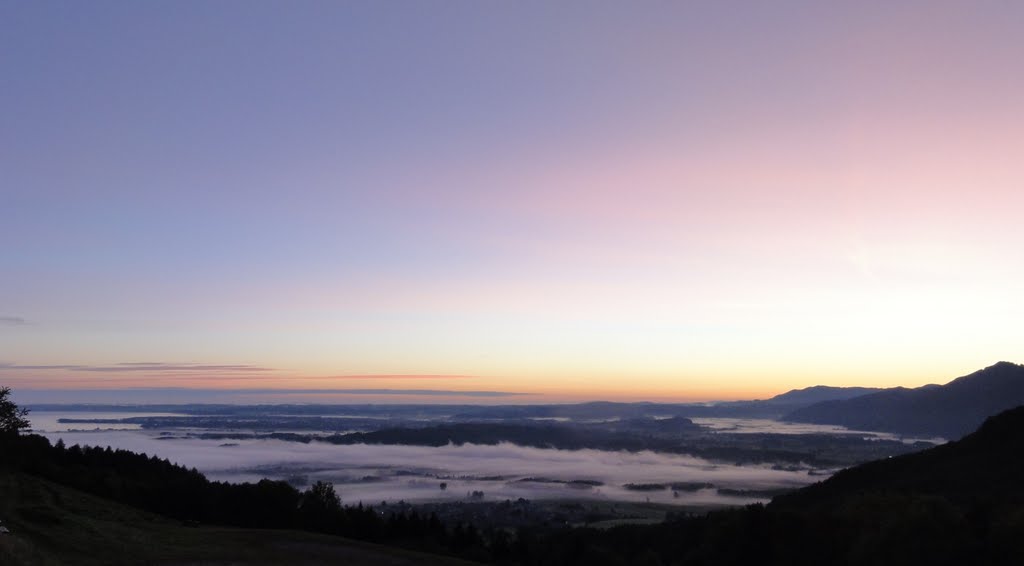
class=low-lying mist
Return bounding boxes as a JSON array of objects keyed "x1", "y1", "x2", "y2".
[{"x1": 42, "y1": 429, "x2": 821, "y2": 506}]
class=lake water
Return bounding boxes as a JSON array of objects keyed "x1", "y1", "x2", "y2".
[
  {"x1": 691, "y1": 418, "x2": 946, "y2": 444},
  {"x1": 28, "y1": 411, "x2": 188, "y2": 432}
]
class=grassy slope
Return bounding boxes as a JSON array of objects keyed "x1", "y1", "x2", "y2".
[{"x1": 0, "y1": 472, "x2": 472, "y2": 566}]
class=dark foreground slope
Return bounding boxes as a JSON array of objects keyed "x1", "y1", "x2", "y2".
[
  {"x1": 0, "y1": 434, "x2": 496, "y2": 564},
  {"x1": 763, "y1": 404, "x2": 1024, "y2": 564},
  {"x1": 518, "y1": 405, "x2": 1024, "y2": 566},
  {"x1": 0, "y1": 472, "x2": 472, "y2": 566},
  {"x1": 774, "y1": 403, "x2": 1024, "y2": 511},
  {"x1": 784, "y1": 361, "x2": 1024, "y2": 438}
]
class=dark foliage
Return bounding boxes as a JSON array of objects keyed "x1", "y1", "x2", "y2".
[
  {"x1": 0, "y1": 386, "x2": 31, "y2": 435},
  {"x1": 309, "y1": 422, "x2": 872, "y2": 466},
  {"x1": 0, "y1": 432, "x2": 486, "y2": 560}
]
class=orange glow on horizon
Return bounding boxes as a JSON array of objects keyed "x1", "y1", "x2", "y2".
[{"x1": 2, "y1": 359, "x2": 998, "y2": 405}]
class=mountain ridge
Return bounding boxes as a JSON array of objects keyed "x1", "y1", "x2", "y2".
[
  {"x1": 763, "y1": 385, "x2": 883, "y2": 406},
  {"x1": 783, "y1": 361, "x2": 1024, "y2": 439}
]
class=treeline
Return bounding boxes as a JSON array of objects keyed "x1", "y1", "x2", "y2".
[
  {"x1": 198, "y1": 422, "x2": 876, "y2": 466},
  {"x1": 0, "y1": 434, "x2": 494, "y2": 561}
]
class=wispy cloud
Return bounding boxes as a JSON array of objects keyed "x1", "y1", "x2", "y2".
[
  {"x1": 0, "y1": 363, "x2": 481, "y2": 381},
  {"x1": 326, "y1": 374, "x2": 474, "y2": 380},
  {"x1": 265, "y1": 389, "x2": 525, "y2": 397},
  {"x1": 0, "y1": 362, "x2": 272, "y2": 373},
  {"x1": 0, "y1": 365, "x2": 475, "y2": 378},
  {"x1": 0, "y1": 363, "x2": 518, "y2": 398},
  {"x1": 14, "y1": 387, "x2": 531, "y2": 404},
  {"x1": 0, "y1": 316, "x2": 27, "y2": 326},
  {"x1": 16, "y1": 387, "x2": 525, "y2": 397}
]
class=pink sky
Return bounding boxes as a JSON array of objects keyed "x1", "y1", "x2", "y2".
[{"x1": 2, "y1": 2, "x2": 1022, "y2": 403}]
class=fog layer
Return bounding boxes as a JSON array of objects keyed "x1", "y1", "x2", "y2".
[{"x1": 42, "y1": 429, "x2": 820, "y2": 506}]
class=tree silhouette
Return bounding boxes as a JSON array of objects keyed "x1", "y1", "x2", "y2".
[
  {"x1": 0, "y1": 386, "x2": 30, "y2": 435},
  {"x1": 299, "y1": 480, "x2": 342, "y2": 531},
  {"x1": 306, "y1": 480, "x2": 341, "y2": 511}
]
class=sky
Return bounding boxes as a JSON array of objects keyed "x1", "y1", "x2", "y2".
[{"x1": 2, "y1": 1, "x2": 1022, "y2": 403}]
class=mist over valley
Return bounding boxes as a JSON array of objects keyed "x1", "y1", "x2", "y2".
[{"x1": 26, "y1": 397, "x2": 933, "y2": 510}]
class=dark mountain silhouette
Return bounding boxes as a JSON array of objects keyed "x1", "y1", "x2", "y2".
[
  {"x1": 763, "y1": 385, "x2": 882, "y2": 406},
  {"x1": 783, "y1": 361, "x2": 1024, "y2": 439},
  {"x1": 755, "y1": 403, "x2": 1024, "y2": 565},
  {"x1": 774, "y1": 403, "x2": 1024, "y2": 511}
]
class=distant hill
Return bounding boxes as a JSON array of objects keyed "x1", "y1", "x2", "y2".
[
  {"x1": 449, "y1": 391, "x2": 889, "y2": 422},
  {"x1": 764, "y1": 385, "x2": 883, "y2": 406},
  {"x1": 783, "y1": 361, "x2": 1024, "y2": 439}
]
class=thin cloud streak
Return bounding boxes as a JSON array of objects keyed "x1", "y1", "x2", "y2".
[
  {"x1": 17, "y1": 387, "x2": 528, "y2": 398},
  {"x1": 288, "y1": 389, "x2": 526, "y2": 397},
  {"x1": 0, "y1": 363, "x2": 491, "y2": 393},
  {"x1": 0, "y1": 316, "x2": 27, "y2": 325},
  {"x1": 0, "y1": 363, "x2": 473, "y2": 379},
  {"x1": 0, "y1": 375, "x2": 480, "y2": 385},
  {"x1": 0, "y1": 362, "x2": 273, "y2": 373},
  {"x1": 327, "y1": 375, "x2": 475, "y2": 380}
]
